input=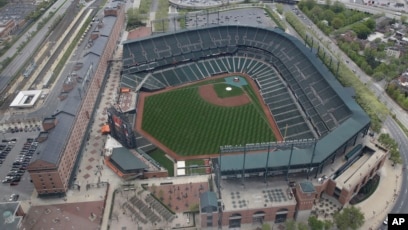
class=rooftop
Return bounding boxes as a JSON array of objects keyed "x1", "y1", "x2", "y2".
[
  {"x1": 299, "y1": 181, "x2": 316, "y2": 193},
  {"x1": 110, "y1": 147, "x2": 148, "y2": 171},
  {"x1": 20, "y1": 200, "x2": 104, "y2": 230},
  {"x1": 29, "y1": 13, "x2": 119, "y2": 168},
  {"x1": 9, "y1": 90, "x2": 42, "y2": 108},
  {"x1": 335, "y1": 143, "x2": 386, "y2": 190},
  {"x1": 0, "y1": 202, "x2": 21, "y2": 230},
  {"x1": 220, "y1": 178, "x2": 296, "y2": 212}
]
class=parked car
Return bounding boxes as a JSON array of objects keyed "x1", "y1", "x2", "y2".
[{"x1": 8, "y1": 194, "x2": 19, "y2": 201}]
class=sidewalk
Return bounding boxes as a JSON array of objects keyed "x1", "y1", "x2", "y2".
[{"x1": 354, "y1": 159, "x2": 402, "y2": 229}]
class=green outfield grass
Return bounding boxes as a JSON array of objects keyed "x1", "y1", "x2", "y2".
[
  {"x1": 142, "y1": 80, "x2": 276, "y2": 156},
  {"x1": 213, "y1": 83, "x2": 244, "y2": 98},
  {"x1": 149, "y1": 148, "x2": 174, "y2": 176}
]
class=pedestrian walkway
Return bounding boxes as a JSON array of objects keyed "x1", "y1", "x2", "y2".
[{"x1": 354, "y1": 159, "x2": 402, "y2": 230}]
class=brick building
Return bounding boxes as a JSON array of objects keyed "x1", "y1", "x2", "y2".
[
  {"x1": 200, "y1": 140, "x2": 388, "y2": 229},
  {"x1": 27, "y1": 5, "x2": 125, "y2": 196}
]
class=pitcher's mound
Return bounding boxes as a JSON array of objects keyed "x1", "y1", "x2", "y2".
[{"x1": 198, "y1": 84, "x2": 250, "y2": 107}]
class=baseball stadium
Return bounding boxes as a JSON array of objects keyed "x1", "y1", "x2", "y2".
[
  {"x1": 121, "y1": 24, "x2": 370, "y2": 163},
  {"x1": 114, "y1": 25, "x2": 381, "y2": 227}
]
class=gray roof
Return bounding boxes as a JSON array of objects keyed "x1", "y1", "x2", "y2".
[
  {"x1": 76, "y1": 52, "x2": 99, "y2": 81},
  {"x1": 56, "y1": 84, "x2": 82, "y2": 116},
  {"x1": 299, "y1": 181, "x2": 316, "y2": 193},
  {"x1": 37, "y1": 112, "x2": 75, "y2": 165},
  {"x1": 32, "y1": 14, "x2": 118, "y2": 167},
  {"x1": 88, "y1": 37, "x2": 108, "y2": 57},
  {"x1": 110, "y1": 147, "x2": 147, "y2": 171},
  {"x1": 200, "y1": 191, "x2": 218, "y2": 213},
  {"x1": 99, "y1": 16, "x2": 117, "y2": 37}
]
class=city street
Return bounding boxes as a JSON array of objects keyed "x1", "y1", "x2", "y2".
[{"x1": 0, "y1": 0, "x2": 73, "y2": 94}]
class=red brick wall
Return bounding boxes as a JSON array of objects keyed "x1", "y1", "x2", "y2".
[
  {"x1": 294, "y1": 183, "x2": 316, "y2": 210},
  {"x1": 30, "y1": 170, "x2": 65, "y2": 195},
  {"x1": 144, "y1": 171, "x2": 168, "y2": 179},
  {"x1": 200, "y1": 212, "x2": 219, "y2": 228},
  {"x1": 221, "y1": 205, "x2": 296, "y2": 226},
  {"x1": 325, "y1": 179, "x2": 337, "y2": 196}
]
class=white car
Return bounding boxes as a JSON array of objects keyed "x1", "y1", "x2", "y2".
[
  {"x1": 8, "y1": 194, "x2": 19, "y2": 201},
  {"x1": 383, "y1": 217, "x2": 388, "y2": 225}
]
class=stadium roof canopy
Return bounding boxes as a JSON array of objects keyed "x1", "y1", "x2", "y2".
[
  {"x1": 9, "y1": 90, "x2": 42, "y2": 108},
  {"x1": 110, "y1": 147, "x2": 147, "y2": 171}
]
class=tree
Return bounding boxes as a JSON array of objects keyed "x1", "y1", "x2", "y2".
[
  {"x1": 333, "y1": 206, "x2": 365, "y2": 230},
  {"x1": 303, "y1": 0, "x2": 318, "y2": 11},
  {"x1": 308, "y1": 216, "x2": 324, "y2": 230},
  {"x1": 322, "y1": 9, "x2": 335, "y2": 22},
  {"x1": 378, "y1": 133, "x2": 398, "y2": 149},
  {"x1": 325, "y1": 0, "x2": 332, "y2": 8},
  {"x1": 276, "y1": 4, "x2": 284, "y2": 14},
  {"x1": 332, "y1": 17, "x2": 344, "y2": 29},
  {"x1": 285, "y1": 219, "x2": 297, "y2": 230},
  {"x1": 390, "y1": 148, "x2": 403, "y2": 165},
  {"x1": 331, "y1": 1, "x2": 345, "y2": 13},
  {"x1": 364, "y1": 18, "x2": 376, "y2": 31},
  {"x1": 311, "y1": 6, "x2": 324, "y2": 20},
  {"x1": 352, "y1": 23, "x2": 371, "y2": 39},
  {"x1": 324, "y1": 219, "x2": 333, "y2": 229},
  {"x1": 126, "y1": 8, "x2": 146, "y2": 30},
  {"x1": 297, "y1": 222, "x2": 308, "y2": 230},
  {"x1": 372, "y1": 71, "x2": 385, "y2": 81}
]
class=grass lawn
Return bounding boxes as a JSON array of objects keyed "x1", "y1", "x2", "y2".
[
  {"x1": 149, "y1": 148, "x2": 174, "y2": 176},
  {"x1": 186, "y1": 159, "x2": 208, "y2": 175},
  {"x1": 213, "y1": 83, "x2": 244, "y2": 98},
  {"x1": 142, "y1": 80, "x2": 276, "y2": 156},
  {"x1": 186, "y1": 159, "x2": 205, "y2": 167}
]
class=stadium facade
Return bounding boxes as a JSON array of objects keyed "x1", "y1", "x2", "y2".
[{"x1": 121, "y1": 25, "x2": 386, "y2": 228}]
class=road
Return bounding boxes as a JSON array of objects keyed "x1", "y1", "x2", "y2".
[
  {"x1": 10, "y1": 2, "x2": 102, "y2": 122},
  {"x1": 291, "y1": 2, "x2": 408, "y2": 127},
  {"x1": 0, "y1": 0, "x2": 72, "y2": 95},
  {"x1": 380, "y1": 117, "x2": 408, "y2": 229},
  {"x1": 340, "y1": 0, "x2": 408, "y2": 19}
]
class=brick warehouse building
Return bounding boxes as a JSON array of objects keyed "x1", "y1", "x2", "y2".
[{"x1": 27, "y1": 4, "x2": 125, "y2": 196}]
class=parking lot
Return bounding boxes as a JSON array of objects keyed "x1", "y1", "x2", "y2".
[
  {"x1": 186, "y1": 8, "x2": 277, "y2": 28},
  {"x1": 0, "y1": 130, "x2": 41, "y2": 203}
]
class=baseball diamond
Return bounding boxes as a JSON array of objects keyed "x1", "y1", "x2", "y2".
[{"x1": 140, "y1": 75, "x2": 277, "y2": 156}]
